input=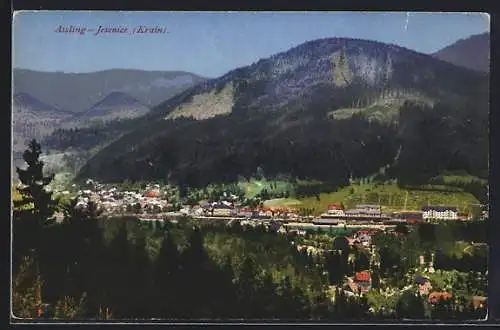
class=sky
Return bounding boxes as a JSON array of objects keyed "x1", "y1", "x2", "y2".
[{"x1": 12, "y1": 11, "x2": 490, "y2": 78}]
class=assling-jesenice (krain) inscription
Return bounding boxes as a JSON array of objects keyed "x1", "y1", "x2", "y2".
[{"x1": 54, "y1": 25, "x2": 167, "y2": 36}]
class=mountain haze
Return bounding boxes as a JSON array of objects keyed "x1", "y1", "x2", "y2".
[
  {"x1": 65, "y1": 38, "x2": 487, "y2": 188},
  {"x1": 13, "y1": 93, "x2": 74, "y2": 153},
  {"x1": 13, "y1": 69, "x2": 206, "y2": 166},
  {"x1": 60, "y1": 92, "x2": 150, "y2": 128},
  {"x1": 13, "y1": 68, "x2": 208, "y2": 113}
]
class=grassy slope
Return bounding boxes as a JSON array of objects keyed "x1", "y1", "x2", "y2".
[
  {"x1": 265, "y1": 182, "x2": 479, "y2": 216},
  {"x1": 238, "y1": 180, "x2": 295, "y2": 199},
  {"x1": 436, "y1": 174, "x2": 487, "y2": 185}
]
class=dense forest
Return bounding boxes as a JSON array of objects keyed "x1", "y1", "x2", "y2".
[
  {"x1": 36, "y1": 37, "x2": 488, "y2": 194},
  {"x1": 73, "y1": 99, "x2": 487, "y2": 204},
  {"x1": 12, "y1": 35, "x2": 490, "y2": 321},
  {"x1": 41, "y1": 118, "x2": 140, "y2": 152},
  {"x1": 12, "y1": 141, "x2": 487, "y2": 321}
]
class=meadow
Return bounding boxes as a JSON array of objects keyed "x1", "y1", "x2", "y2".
[{"x1": 262, "y1": 181, "x2": 479, "y2": 216}]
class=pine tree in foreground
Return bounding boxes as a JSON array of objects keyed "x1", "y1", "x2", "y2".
[{"x1": 14, "y1": 139, "x2": 58, "y2": 225}]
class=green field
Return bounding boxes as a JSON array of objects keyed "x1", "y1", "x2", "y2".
[
  {"x1": 238, "y1": 179, "x2": 295, "y2": 199},
  {"x1": 263, "y1": 198, "x2": 302, "y2": 208},
  {"x1": 263, "y1": 182, "x2": 479, "y2": 216}
]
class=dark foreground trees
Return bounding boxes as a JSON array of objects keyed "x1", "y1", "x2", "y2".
[
  {"x1": 12, "y1": 141, "x2": 484, "y2": 321},
  {"x1": 11, "y1": 141, "x2": 333, "y2": 320}
]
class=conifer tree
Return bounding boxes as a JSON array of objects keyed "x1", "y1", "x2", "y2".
[
  {"x1": 14, "y1": 139, "x2": 58, "y2": 226},
  {"x1": 396, "y1": 291, "x2": 426, "y2": 319},
  {"x1": 13, "y1": 140, "x2": 59, "y2": 266},
  {"x1": 310, "y1": 289, "x2": 330, "y2": 320},
  {"x1": 129, "y1": 236, "x2": 153, "y2": 318},
  {"x1": 154, "y1": 231, "x2": 181, "y2": 317},
  {"x1": 104, "y1": 223, "x2": 132, "y2": 317},
  {"x1": 216, "y1": 256, "x2": 238, "y2": 318},
  {"x1": 333, "y1": 288, "x2": 348, "y2": 320},
  {"x1": 179, "y1": 226, "x2": 215, "y2": 318},
  {"x1": 277, "y1": 275, "x2": 295, "y2": 319},
  {"x1": 236, "y1": 257, "x2": 258, "y2": 318},
  {"x1": 12, "y1": 253, "x2": 44, "y2": 319},
  {"x1": 256, "y1": 272, "x2": 278, "y2": 318}
]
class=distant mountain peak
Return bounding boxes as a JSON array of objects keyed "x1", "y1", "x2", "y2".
[
  {"x1": 13, "y1": 92, "x2": 67, "y2": 113},
  {"x1": 150, "y1": 36, "x2": 482, "y2": 122},
  {"x1": 431, "y1": 32, "x2": 490, "y2": 73},
  {"x1": 13, "y1": 69, "x2": 208, "y2": 113}
]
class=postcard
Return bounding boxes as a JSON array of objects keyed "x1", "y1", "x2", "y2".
[{"x1": 11, "y1": 11, "x2": 490, "y2": 323}]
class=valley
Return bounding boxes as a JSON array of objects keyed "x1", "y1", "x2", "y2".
[{"x1": 11, "y1": 17, "x2": 490, "y2": 322}]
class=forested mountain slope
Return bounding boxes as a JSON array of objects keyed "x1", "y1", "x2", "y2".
[{"x1": 73, "y1": 37, "x2": 489, "y2": 187}]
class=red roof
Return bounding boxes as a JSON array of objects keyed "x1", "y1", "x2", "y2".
[
  {"x1": 428, "y1": 292, "x2": 453, "y2": 304},
  {"x1": 145, "y1": 191, "x2": 159, "y2": 198},
  {"x1": 328, "y1": 203, "x2": 345, "y2": 210},
  {"x1": 355, "y1": 271, "x2": 371, "y2": 282}
]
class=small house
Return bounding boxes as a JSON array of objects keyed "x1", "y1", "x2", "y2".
[
  {"x1": 354, "y1": 271, "x2": 372, "y2": 293},
  {"x1": 237, "y1": 208, "x2": 253, "y2": 218},
  {"x1": 145, "y1": 190, "x2": 160, "y2": 198},
  {"x1": 328, "y1": 202, "x2": 345, "y2": 210},
  {"x1": 354, "y1": 230, "x2": 373, "y2": 246},
  {"x1": 213, "y1": 204, "x2": 233, "y2": 217},
  {"x1": 326, "y1": 203, "x2": 346, "y2": 216},
  {"x1": 472, "y1": 296, "x2": 488, "y2": 309},
  {"x1": 428, "y1": 292, "x2": 453, "y2": 305}
]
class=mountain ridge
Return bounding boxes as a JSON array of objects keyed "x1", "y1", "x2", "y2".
[
  {"x1": 13, "y1": 92, "x2": 73, "y2": 115},
  {"x1": 13, "y1": 92, "x2": 75, "y2": 153},
  {"x1": 62, "y1": 91, "x2": 150, "y2": 127},
  {"x1": 75, "y1": 37, "x2": 488, "y2": 187},
  {"x1": 88, "y1": 91, "x2": 145, "y2": 110},
  {"x1": 13, "y1": 68, "x2": 208, "y2": 113},
  {"x1": 431, "y1": 32, "x2": 490, "y2": 73},
  {"x1": 139, "y1": 36, "x2": 486, "y2": 123}
]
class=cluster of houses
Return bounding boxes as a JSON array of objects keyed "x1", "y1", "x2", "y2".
[
  {"x1": 339, "y1": 250, "x2": 487, "y2": 311},
  {"x1": 318, "y1": 203, "x2": 386, "y2": 221},
  {"x1": 342, "y1": 269, "x2": 486, "y2": 311},
  {"x1": 62, "y1": 178, "x2": 478, "y2": 225},
  {"x1": 65, "y1": 179, "x2": 306, "y2": 221},
  {"x1": 348, "y1": 230, "x2": 378, "y2": 247},
  {"x1": 179, "y1": 203, "x2": 302, "y2": 220},
  {"x1": 72, "y1": 183, "x2": 172, "y2": 214}
]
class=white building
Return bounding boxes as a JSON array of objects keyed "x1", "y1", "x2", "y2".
[
  {"x1": 324, "y1": 203, "x2": 345, "y2": 217},
  {"x1": 422, "y1": 206, "x2": 458, "y2": 220},
  {"x1": 325, "y1": 209, "x2": 345, "y2": 217}
]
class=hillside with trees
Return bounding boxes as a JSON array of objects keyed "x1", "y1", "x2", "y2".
[{"x1": 72, "y1": 38, "x2": 488, "y2": 189}]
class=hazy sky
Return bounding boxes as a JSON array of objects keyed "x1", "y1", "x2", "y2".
[{"x1": 13, "y1": 11, "x2": 489, "y2": 78}]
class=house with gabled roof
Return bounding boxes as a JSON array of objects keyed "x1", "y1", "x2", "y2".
[
  {"x1": 350, "y1": 271, "x2": 372, "y2": 294},
  {"x1": 428, "y1": 291, "x2": 453, "y2": 304}
]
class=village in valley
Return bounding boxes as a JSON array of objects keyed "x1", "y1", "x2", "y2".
[
  {"x1": 12, "y1": 11, "x2": 490, "y2": 321},
  {"x1": 45, "y1": 177, "x2": 489, "y2": 318}
]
